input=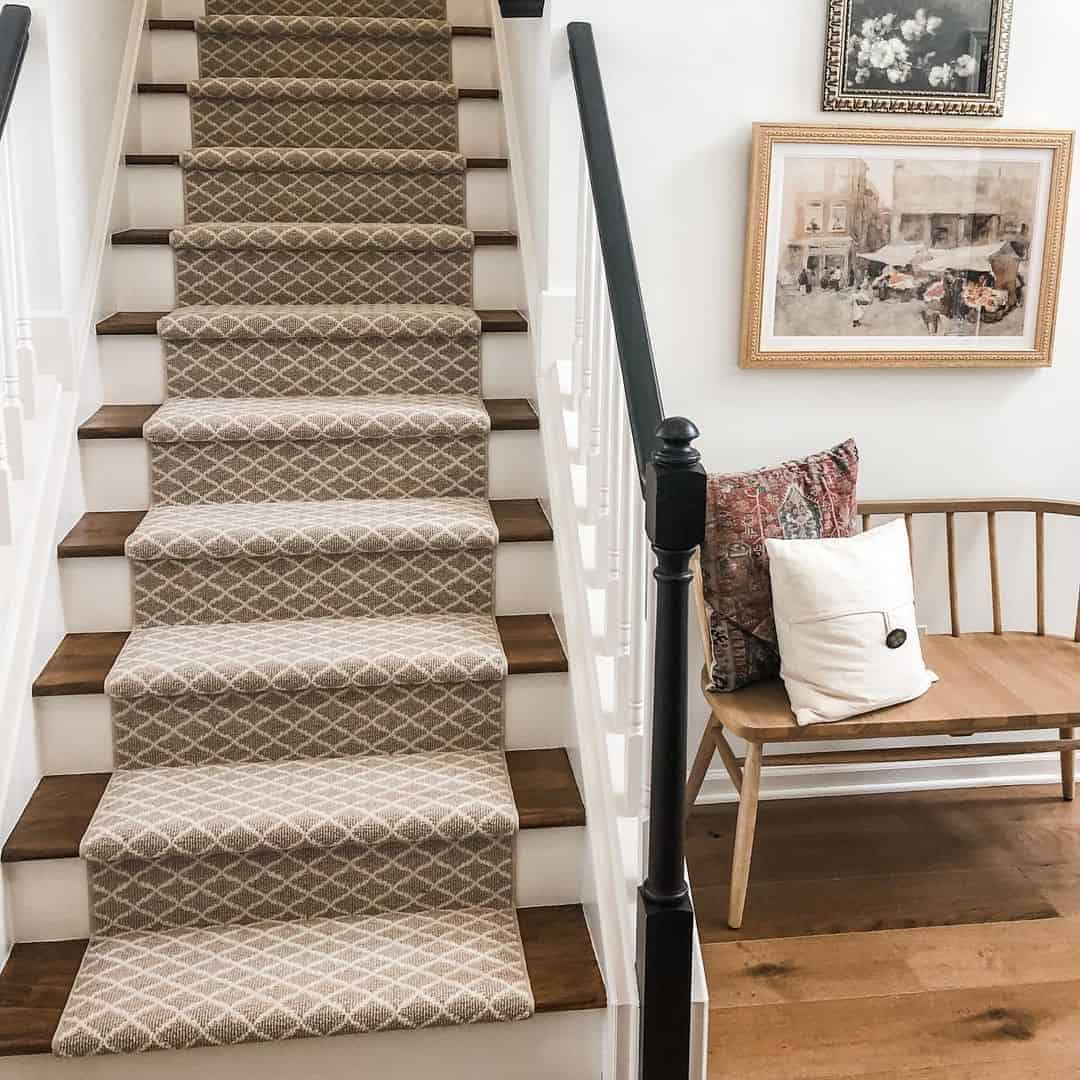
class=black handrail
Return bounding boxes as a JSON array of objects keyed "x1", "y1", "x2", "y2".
[
  {"x1": 567, "y1": 22, "x2": 664, "y2": 486},
  {"x1": 567, "y1": 22, "x2": 705, "y2": 1080},
  {"x1": 0, "y1": 4, "x2": 30, "y2": 144}
]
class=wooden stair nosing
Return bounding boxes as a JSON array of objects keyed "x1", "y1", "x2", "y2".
[
  {"x1": 136, "y1": 82, "x2": 500, "y2": 99},
  {"x1": 32, "y1": 615, "x2": 566, "y2": 698},
  {"x1": 2, "y1": 747, "x2": 583, "y2": 864},
  {"x1": 58, "y1": 501, "x2": 551, "y2": 558},
  {"x1": 111, "y1": 227, "x2": 518, "y2": 247},
  {"x1": 147, "y1": 18, "x2": 493, "y2": 38},
  {"x1": 96, "y1": 308, "x2": 528, "y2": 336},
  {"x1": 77, "y1": 399, "x2": 537, "y2": 439},
  {"x1": 0, "y1": 903, "x2": 603, "y2": 1056},
  {"x1": 124, "y1": 153, "x2": 510, "y2": 169}
]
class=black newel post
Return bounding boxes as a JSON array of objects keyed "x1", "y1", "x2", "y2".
[{"x1": 638, "y1": 417, "x2": 706, "y2": 1080}]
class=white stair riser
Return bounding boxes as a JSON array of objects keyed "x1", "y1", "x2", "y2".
[
  {"x1": 150, "y1": 29, "x2": 498, "y2": 89},
  {"x1": 158, "y1": 0, "x2": 494, "y2": 24},
  {"x1": 80, "y1": 428, "x2": 548, "y2": 509},
  {"x1": 98, "y1": 332, "x2": 535, "y2": 403},
  {"x1": 8, "y1": 827, "x2": 584, "y2": 942},
  {"x1": 59, "y1": 542, "x2": 557, "y2": 631},
  {"x1": 108, "y1": 243, "x2": 527, "y2": 310},
  {"x1": 36, "y1": 674, "x2": 572, "y2": 776},
  {"x1": 137, "y1": 95, "x2": 507, "y2": 157},
  {"x1": 125, "y1": 164, "x2": 515, "y2": 232},
  {"x1": 0, "y1": 1007, "x2": 602, "y2": 1080}
]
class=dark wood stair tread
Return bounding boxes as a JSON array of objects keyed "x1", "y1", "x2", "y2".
[
  {"x1": 59, "y1": 502, "x2": 549, "y2": 558},
  {"x1": 31, "y1": 632, "x2": 129, "y2": 697},
  {"x1": 77, "y1": 400, "x2": 537, "y2": 438},
  {"x1": 34, "y1": 616, "x2": 566, "y2": 698},
  {"x1": 96, "y1": 308, "x2": 527, "y2": 336},
  {"x1": 112, "y1": 227, "x2": 517, "y2": 247},
  {"x1": 147, "y1": 18, "x2": 492, "y2": 37},
  {"x1": 125, "y1": 153, "x2": 509, "y2": 169},
  {"x1": 4, "y1": 749, "x2": 581, "y2": 864},
  {"x1": 0, "y1": 905, "x2": 602, "y2": 1056},
  {"x1": 136, "y1": 82, "x2": 499, "y2": 99},
  {"x1": 57, "y1": 511, "x2": 146, "y2": 557}
]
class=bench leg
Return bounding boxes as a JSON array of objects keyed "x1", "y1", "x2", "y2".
[
  {"x1": 728, "y1": 742, "x2": 763, "y2": 930},
  {"x1": 1061, "y1": 727, "x2": 1075, "y2": 802},
  {"x1": 686, "y1": 713, "x2": 718, "y2": 818}
]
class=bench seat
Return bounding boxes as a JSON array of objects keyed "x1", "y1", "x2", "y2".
[{"x1": 704, "y1": 632, "x2": 1080, "y2": 744}]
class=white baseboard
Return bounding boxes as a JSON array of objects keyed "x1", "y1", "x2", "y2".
[{"x1": 696, "y1": 755, "x2": 1063, "y2": 804}]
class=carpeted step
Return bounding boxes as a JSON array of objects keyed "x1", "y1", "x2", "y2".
[
  {"x1": 144, "y1": 395, "x2": 489, "y2": 504},
  {"x1": 160, "y1": 304, "x2": 480, "y2": 397},
  {"x1": 205, "y1": 0, "x2": 447, "y2": 16},
  {"x1": 127, "y1": 496, "x2": 498, "y2": 626},
  {"x1": 80, "y1": 750, "x2": 518, "y2": 934},
  {"x1": 53, "y1": 906, "x2": 533, "y2": 1057},
  {"x1": 197, "y1": 17, "x2": 452, "y2": 81},
  {"x1": 182, "y1": 147, "x2": 467, "y2": 224},
  {"x1": 190, "y1": 77, "x2": 459, "y2": 150},
  {"x1": 106, "y1": 613, "x2": 507, "y2": 768},
  {"x1": 172, "y1": 223, "x2": 473, "y2": 307}
]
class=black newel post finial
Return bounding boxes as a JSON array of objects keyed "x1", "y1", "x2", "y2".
[{"x1": 638, "y1": 417, "x2": 706, "y2": 1080}]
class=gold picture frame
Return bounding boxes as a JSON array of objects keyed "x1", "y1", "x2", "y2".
[{"x1": 740, "y1": 123, "x2": 1074, "y2": 369}]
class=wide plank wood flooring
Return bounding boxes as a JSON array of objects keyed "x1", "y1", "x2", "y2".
[{"x1": 691, "y1": 784, "x2": 1080, "y2": 1079}]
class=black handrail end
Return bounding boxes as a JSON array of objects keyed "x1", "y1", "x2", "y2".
[{"x1": 0, "y1": 3, "x2": 32, "y2": 144}]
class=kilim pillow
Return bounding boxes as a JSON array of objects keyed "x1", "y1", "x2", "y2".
[{"x1": 698, "y1": 439, "x2": 859, "y2": 692}]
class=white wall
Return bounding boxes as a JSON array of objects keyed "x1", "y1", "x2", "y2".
[{"x1": 512, "y1": 0, "x2": 1080, "y2": 798}]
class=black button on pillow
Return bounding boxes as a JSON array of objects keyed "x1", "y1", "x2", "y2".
[{"x1": 886, "y1": 628, "x2": 908, "y2": 650}]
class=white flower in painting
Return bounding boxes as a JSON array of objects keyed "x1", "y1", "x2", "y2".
[
  {"x1": 855, "y1": 66, "x2": 872, "y2": 84},
  {"x1": 887, "y1": 65, "x2": 905, "y2": 83},
  {"x1": 955, "y1": 53, "x2": 977, "y2": 77},
  {"x1": 926, "y1": 14, "x2": 942, "y2": 33},
  {"x1": 888, "y1": 37, "x2": 910, "y2": 62},
  {"x1": 881, "y1": 12, "x2": 895, "y2": 27},
  {"x1": 928, "y1": 62, "x2": 953, "y2": 87},
  {"x1": 861, "y1": 17, "x2": 878, "y2": 37},
  {"x1": 900, "y1": 18, "x2": 922, "y2": 41},
  {"x1": 857, "y1": 39, "x2": 872, "y2": 66},
  {"x1": 869, "y1": 39, "x2": 896, "y2": 69}
]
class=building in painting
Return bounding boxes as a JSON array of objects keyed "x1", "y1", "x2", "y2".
[
  {"x1": 778, "y1": 158, "x2": 883, "y2": 286},
  {"x1": 888, "y1": 161, "x2": 1038, "y2": 250}
]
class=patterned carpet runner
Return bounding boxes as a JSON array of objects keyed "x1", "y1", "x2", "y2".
[{"x1": 54, "y1": 2, "x2": 535, "y2": 1057}]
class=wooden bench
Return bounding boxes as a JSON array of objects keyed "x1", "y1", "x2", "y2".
[{"x1": 687, "y1": 498, "x2": 1080, "y2": 930}]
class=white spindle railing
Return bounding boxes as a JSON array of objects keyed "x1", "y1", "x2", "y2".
[
  {"x1": 0, "y1": 58, "x2": 34, "y2": 545},
  {"x1": 562, "y1": 146, "x2": 654, "y2": 828}
]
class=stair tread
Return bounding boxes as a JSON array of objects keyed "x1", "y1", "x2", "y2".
[
  {"x1": 0, "y1": 903, "x2": 602, "y2": 1056},
  {"x1": 59, "y1": 500, "x2": 550, "y2": 557},
  {"x1": 97, "y1": 307, "x2": 527, "y2": 335},
  {"x1": 81, "y1": 750, "x2": 520, "y2": 866},
  {"x1": 33, "y1": 616, "x2": 566, "y2": 698},
  {"x1": 148, "y1": 18, "x2": 493, "y2": 38},
  {"x1": 3, "y1": 749, "x2": 583, "y2": 864},
  {"x1": 126, "y1": 153, "x2": 509, "y2": 168},
  {"x1": 113, "y1": 226, "x2": 517, "y2": 246},
  {"x1": 136, "y1": 81, "x2": 499, "y2": 99},
  {"x1": 78, "y1": 398, "x2": 538, "y2": 438}
]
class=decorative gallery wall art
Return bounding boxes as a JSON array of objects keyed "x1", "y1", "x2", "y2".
[
  {"x1": 823, "y1": 0, "x2": 1014, "y2": 116},
  {"x1": 740, "y1": 124, "x2": 1074, "y2": 369}
]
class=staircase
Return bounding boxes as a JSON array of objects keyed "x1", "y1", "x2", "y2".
[{"x1": 0, "y1": 3, "x2": 607, "y2": 1076}]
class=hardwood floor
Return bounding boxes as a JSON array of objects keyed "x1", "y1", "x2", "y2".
[{"x1": 691, "y1": 783, "x2": 1080, "y2": 1079}]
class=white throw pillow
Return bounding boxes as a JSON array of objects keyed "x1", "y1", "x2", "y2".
[{"x1": 766, "y1": 518, "x2": 938, "y2": 726}]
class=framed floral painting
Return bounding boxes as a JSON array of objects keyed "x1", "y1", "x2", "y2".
[
  {"x1": 823, "y1": 0, "x2": 1014, "y2": 116},
  {"x1": 740, "y1": 124, "x2": 1074, "y2": 369}
]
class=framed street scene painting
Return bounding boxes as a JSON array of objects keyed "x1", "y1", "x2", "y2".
[
  {"x1": 740, "y1": 124, "x2": 1074, "y2": 369},
  {"x1": 823, "y1": 0, "x2": 1014, "y2": 116}
]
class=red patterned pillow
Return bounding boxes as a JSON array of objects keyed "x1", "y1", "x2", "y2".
[{"x1": 699, "y1": 439, "x2": 859, "y2": 692}]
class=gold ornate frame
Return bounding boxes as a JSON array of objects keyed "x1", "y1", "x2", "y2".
[
  {"x1": 740, "y1": 123, "x2": 1074, "y2": 370},
  {"x1": 823, "y1": 0, "x2": 1014, "y2": 117}
]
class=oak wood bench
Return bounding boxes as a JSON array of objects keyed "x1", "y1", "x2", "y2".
[{"x1": 687, "y1": 499, "x2": 1080, "y2": 929}]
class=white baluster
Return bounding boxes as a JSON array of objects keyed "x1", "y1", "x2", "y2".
[
  {"x1": 577, "y1": 221, "x2": 604, "y2": 468},
  {"x1": 0, "y1": 146, "x2": 25, "y2": 485},
  {"x1": 2, "y1": 104, "x2": 37, "y2": 420},
  {"x1": 569, "y1": 149, "x2": 591, "y2": 405}
]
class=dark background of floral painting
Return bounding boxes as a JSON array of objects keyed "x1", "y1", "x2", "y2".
[{"x1": 844, "y1": 0, "x2": 997, "y2": 93}]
